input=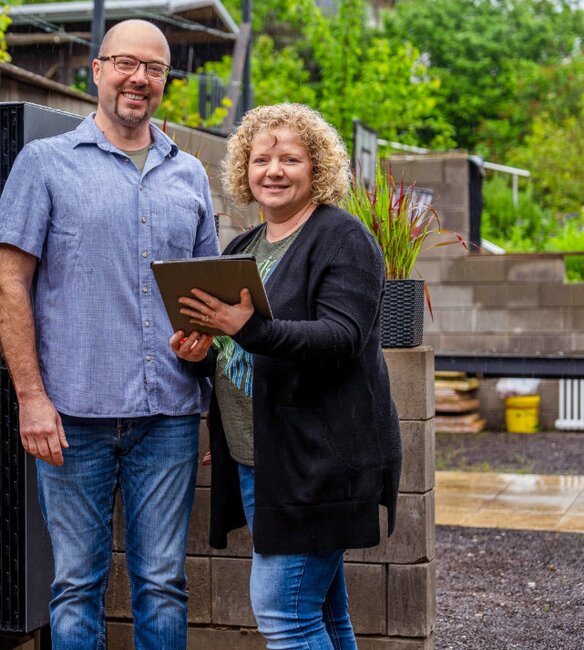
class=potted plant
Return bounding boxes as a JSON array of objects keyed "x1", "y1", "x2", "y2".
[{"x1": 344, "y1": 164, "x2": 468, "y2": 348}]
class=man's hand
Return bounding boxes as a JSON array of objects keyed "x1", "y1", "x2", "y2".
[{"x1": 19, "y1": 393, "x2": 68, "y2": 466}]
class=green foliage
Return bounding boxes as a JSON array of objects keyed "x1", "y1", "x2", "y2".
[
  {"x1": 280, "y1": 0, "x2": 455, "y2": 147},
  {"x1": 481, "y1": 176, "x2": 554, "y2": 251},
  {"x1": 0, "y1": 5, "x2": 12, "y2": 63},
  {"x1": 383, "y1": 0, "x2": 584, "y2": 152},
  {"x1": 155, "y1": 76, "x2": 231, "y2": 129},
  {"x1": 510, "y1": 98, "x2": 584, "y2": 215},
  {"x1": 252, "y1": 35, "x2": 317, "y2": 106}
]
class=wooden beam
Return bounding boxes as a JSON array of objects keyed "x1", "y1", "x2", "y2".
[
  {"x1": 222, "y1": 21, "x2": 251, "y2": 133},
  {"x1": 6, "y1": 32, "x2": 91, "y2": 46}
]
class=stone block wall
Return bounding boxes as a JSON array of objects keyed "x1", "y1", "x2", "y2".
[
  {"x1": 388, "y1": 153, "x2": 584, "y2": 429},
  {"x1": 105, "y1": 347, "x2": 436, "y2": 649}
]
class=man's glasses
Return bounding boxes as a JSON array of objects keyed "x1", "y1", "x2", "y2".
[{"x1": 99, "y1": 55, "x2": 171, "y2": 81}]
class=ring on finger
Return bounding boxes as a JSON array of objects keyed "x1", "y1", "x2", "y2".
[{"x1": 204, "y1": 314, "x2": 210, "y2": 323}]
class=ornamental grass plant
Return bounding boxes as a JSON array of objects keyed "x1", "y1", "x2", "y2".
[{"x1": 344, "y1": 165, "x2": 468, "y2": 282}]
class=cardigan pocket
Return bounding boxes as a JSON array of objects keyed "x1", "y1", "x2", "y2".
[{"x1": 275, "y1": 407, "x2": 357, "y2": 504}]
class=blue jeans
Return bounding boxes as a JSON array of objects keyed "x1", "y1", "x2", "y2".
[
  {"x1": 36, "y1": 414, "x2": 200, "y2": 650},
  {"x1": 238, "y1": 464, "x2": 358, "y2": 650}
]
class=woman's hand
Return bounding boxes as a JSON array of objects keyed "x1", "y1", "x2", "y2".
[
  {"x1": 178, "y1": 288, "x2": 254, "y2": 336},
  {"x1": 170, "y1": 329, "x2": 214, "y2": 362}
]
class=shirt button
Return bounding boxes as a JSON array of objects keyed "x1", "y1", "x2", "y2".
[
  {"x1": 144, "y1": 320, "x2": 151, "y2": 327},
  {"x1": 146, "y1": 355, "x2": 153, "y2": 362},
  {"x1": 142, "y1": 286, "x2": 149, "y2": 293},
  {"x1": 140, "y1": 216, "x2": 147, "y2": 224},
  {"x1": 142, "y1": 251, "x2": 149, "y2": 258}
]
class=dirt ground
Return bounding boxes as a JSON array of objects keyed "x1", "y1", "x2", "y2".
[
  {"x1": 435, "y1": 431, "x2": 584, "y2": 649},
  {"x1": 436, "y1": 430, "x2": 583, "y2": 475}
]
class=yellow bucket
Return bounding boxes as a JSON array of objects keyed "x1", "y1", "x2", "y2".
[{"x1": 505, "y1": 395, "x2": 540, "y2": 434}]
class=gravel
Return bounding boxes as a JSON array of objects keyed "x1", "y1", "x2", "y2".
[
  {"x1": 436, "y1": 431, "x2": 584, "y2": 475},
  {"x1": 435, "y1": 431, "x2": 584, "y2": 650},
  {"x1": 436, "y1": 526, "x2": 584, "y2": 650}
]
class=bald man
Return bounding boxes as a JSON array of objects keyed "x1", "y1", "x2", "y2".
[{"x1": 0, "y1": 20, "x2": 219, "y2": 649}]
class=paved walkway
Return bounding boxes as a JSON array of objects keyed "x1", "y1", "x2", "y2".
[{"x1": 436, "y1": 471, "x2": 584, "y2": 534}]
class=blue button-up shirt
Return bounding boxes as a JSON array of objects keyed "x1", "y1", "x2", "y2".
[{"x1": 0, "y1": 115, "x2": 220, "y2": 417}]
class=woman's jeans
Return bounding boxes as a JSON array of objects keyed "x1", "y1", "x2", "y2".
[
  {"x1": 238, "y1": 464, "x2": 358, "y2": 650},
  {"x1": 36, "y1": 414, "x2": 200, "y2": 650}
]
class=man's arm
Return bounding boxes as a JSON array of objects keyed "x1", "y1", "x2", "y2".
[{"x1": 0, "y1": 244, "x2": 68, "y2": 466}]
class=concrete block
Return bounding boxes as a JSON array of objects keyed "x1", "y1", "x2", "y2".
[
  {"x1": 539, "y1": 333, "x2": 577, "y2": 354},
  {"x1": 472, "y1": 309, "x2": 509, "y2": 333},
  {"x1": 425, "y1": 308, "x2": 473, "y2": 333},
  {"x1": 539, "y1": 283, "x2": 584, "y2": 308},
  {"x1": 345, "y1": 563, "x2": 387, "y2": 634},
  {"x1": 357, "y1": 635, "x2": 434, "y2": 650},
  {"x1": 187, "y1": 628, "x2": 265, "y2": 649},
  {"x1": 387, "y1": 561, "x2": 436, "y2": 637},
  {"x1": 347, "y1": 492, "x2": 435, "y2": 565},
  {"x1": 399, "y1": 419, "x2": 435, "y2": 493},
  {"x1": 568, "y1": 309, "x2": 584, "y2": 332},
  {"x1": 384, "y1": 347, "x2": 435, "y2": 421},
  {"x1": 211, "y1": 557, "x2": 255, "y2": 627},
  {"x1": 105, "y1": 552, "x2": 212, "y2": 624},
  {"x1": 443, "y1": 155, "x2": 469, "y2": 186},
  {"x1": 441, "y1": 257, "x2": 507, "y2": 283},
  {"x1": 107, "y1": 623, "x2": 266, "y2": 650},
  {"x1": 421, "y1": 284, "x2": 473, "y2": 308},
  {"x1": 187, "y1": 487, "x2": 253, "y2": 557},
  {"x1": 474, "y1": 283, "x2": 540, "y2": 308},
  {"x1": 505, "y1": 255, "x2": 565, "y2": 283},
  {"x1": 412, "y1": 260, "x2": 442, "y2": 284},
  {"x1": 572, "y1": 333, "x2": 584, "y2": 353},
  {"x1": 388, "y1": 156, "x2": 445, "y2": 185},
  {"x1": 508, "y1": 308, "x2": 568, "y2": 333}
]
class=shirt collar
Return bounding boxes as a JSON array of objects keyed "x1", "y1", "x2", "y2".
[{"x1": 71, "y1": 113, "x2": 179, "y2": 159}]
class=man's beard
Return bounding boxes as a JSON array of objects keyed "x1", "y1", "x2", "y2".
[{"x1": 114, "y1": 94, "x2": 151, "y2": 125}]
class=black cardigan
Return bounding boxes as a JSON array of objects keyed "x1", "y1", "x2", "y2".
[{"x1": 203, "y1": 204, "x2": 402, "y2": 554}]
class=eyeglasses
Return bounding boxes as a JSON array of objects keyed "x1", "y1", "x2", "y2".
[{"x1": 99, "y1": 55, "x2": 171, "y2": 81}]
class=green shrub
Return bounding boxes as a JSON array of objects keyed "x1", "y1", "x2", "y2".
[{"x1": 481, "y1": 175, "x2": 554, "y2": 251}]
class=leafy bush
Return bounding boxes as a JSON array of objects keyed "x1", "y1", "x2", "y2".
[{"x1": 481, "y1": 175, "x2": 554, "y2": 251}]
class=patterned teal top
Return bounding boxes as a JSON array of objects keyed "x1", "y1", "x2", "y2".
[{"x1": 214, "y1": 224, "x2": 303, "y2": 465}]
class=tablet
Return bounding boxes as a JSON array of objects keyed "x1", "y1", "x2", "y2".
[{"x1": 151, "y1": 254, "x2": 273, "y2": 336}]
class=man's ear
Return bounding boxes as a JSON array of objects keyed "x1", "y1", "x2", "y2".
[{"x1": 91, "y1": 59, "x2": 101, "y2": 88}]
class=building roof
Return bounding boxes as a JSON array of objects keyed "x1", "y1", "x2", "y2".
[{"x1": 8, "y1": 0, "x2": 239, "y2": 44}]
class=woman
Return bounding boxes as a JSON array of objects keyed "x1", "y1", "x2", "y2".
[{"x1": 170, "y1": 103, "x2": 401, "y2": 649}]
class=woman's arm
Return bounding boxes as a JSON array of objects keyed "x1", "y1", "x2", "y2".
[{"x1": 234, "y1": 228, "x2": 384, "y2": 362}]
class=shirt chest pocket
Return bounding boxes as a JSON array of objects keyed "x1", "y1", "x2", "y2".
[{"x1": 151, "y1": 196, "x2": 201, "y2": 259}]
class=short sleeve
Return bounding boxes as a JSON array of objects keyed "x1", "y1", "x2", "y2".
[{"x1": 0, "y1": 142, "x2": 51, "y2": 258}]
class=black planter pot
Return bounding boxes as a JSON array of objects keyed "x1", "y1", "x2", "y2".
[{"x1": 380, "y1": 279, "x2": 425, "y2": 348}]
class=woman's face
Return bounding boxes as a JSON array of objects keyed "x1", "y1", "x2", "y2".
[{"x1": 247, "y1": 127, "x2": 314, "y2": 220}]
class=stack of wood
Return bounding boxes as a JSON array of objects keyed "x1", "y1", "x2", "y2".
[{"x1": 435, "y1": 371, "x2": 486, "y2": 433}]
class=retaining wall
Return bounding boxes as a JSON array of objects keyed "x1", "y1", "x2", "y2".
[{"x1": 105, "y1": 347, "x2": 437, "y2": 649}]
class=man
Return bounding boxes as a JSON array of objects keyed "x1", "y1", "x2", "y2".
[{"x1": 0, "y1": 20, "x2": 219, "y2": 649}]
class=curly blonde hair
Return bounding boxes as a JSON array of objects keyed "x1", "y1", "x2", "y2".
[{"x1": 221, "y1": 104, "x2": 351, "y2": 206}]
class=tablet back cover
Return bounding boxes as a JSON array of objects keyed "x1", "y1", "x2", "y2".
[{"x1": 151, "y1": 254, "x2": 272, "y2": 336}]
